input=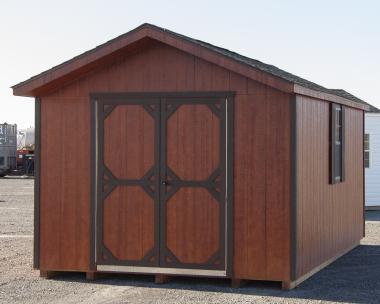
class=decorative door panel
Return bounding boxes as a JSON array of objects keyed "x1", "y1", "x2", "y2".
[
  {"x1": 96, "y1": 98, "x2": 160, "y2": 267},
  {"x1": 160, "y1": 97, "x2": 227, "y2": 270},
  {"x1": 93, "y1": 93, "x2": 232, "y2": 274}
]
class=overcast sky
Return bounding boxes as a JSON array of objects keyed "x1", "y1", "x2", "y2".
[{"x1": 0, "y1": 0, "x2": 379, "y2": 129}]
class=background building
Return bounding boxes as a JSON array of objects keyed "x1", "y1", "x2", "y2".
[{"x1": 365, "y1": 105, "x2": 380, "y2": 209}]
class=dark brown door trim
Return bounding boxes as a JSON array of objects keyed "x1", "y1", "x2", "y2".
[
  {"x1": 95, "y1": 97, "x2": 160, "y2": 267},
  {"x1": 89, "y1": 92, "x2": 234, "y2": 275},
  {"x1": 159, "y1": 96, "x2": 228, "y2": 271}
]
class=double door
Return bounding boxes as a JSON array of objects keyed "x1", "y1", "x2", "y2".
[{"x1": 92, "y1": 92, "x2": 232, "y2": 275}]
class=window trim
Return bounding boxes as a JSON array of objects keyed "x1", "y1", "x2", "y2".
[{"x1": 330, "y1": 103, "x2": 345, "y2": 184}]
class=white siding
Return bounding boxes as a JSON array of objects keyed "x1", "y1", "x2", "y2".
[{"x1": 365, "y1": 113, "x2": 380, "y2": 206}]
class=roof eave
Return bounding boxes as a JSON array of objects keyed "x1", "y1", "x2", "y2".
[
  {"x1": 12, "y1": 24, "x2": 295, "y2": 98},
  {"x1": 294, "y1": 84, "x2": 369, "y2": 111},
  {"x1": 12, "y1": 23, "x2": 368, "y2": 111},
  {"x1": 12, "y1": 25, "x2": 154, "y2": 97}
]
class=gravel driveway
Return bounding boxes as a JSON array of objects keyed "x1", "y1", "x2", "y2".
[{"x1": 0, "y1": 178, "x2": 379, "y2": 304}]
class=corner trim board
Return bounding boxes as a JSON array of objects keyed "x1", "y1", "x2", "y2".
[
  {"x1": 34, "y1": 97, "x2": 41, "y2": 269},
  {"x1": 290, "y1": 95, "x2": 297, "y2": 280},
  {"x1": 89, "y1": 98, "x2": 97, "y2": 270}
]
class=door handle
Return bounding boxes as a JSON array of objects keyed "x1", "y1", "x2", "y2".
[{"x1": 161, "y1": 180, "x2": 169, "y2": 185}]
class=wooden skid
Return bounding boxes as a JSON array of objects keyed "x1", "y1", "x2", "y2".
[
  {"x1": 86, "y1": 271, "x2": 108, "y2": 281},
  {"x1": 40, "y1": 270, "x2": 59, "y2": 279},
  {"x1": 154, "y1": 274, "x2": 170, "y2": 284},
  {"x1": 230, "y1": 279, "x2": 248, "y2": 288}
]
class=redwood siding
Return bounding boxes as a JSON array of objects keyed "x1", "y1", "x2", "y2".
[
  {"x1": 233, "y1": 82, "x2": 291, "y2": 281},
  {"x1": 40, "y1": 96, "x2": 90, "y2": 271},
  {"x1": 295, "y1": 95, "x2": 364, "y2": 278},
  {"x1": 39, "y1": 42, "x2": 291, "y2": 280}
]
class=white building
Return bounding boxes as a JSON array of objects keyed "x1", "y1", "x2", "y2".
[
  {"x1": 17, "y1": 127, "x2": 35, "y2": 150},
  {"x1": 365, "y1": 107, "x2": 380, "y2": 209}
]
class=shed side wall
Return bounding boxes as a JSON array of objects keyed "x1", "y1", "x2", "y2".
[
  {"x1": 295, "y1": 95, "x2": 364, "y2": 278},
  {"x1": 39, "y1": 42, "x2": 290, "y2": 280}
]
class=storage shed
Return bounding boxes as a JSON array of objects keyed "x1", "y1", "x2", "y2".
[
  {"x1": 365, "y1": 105, "x2": 380, "y2": 209},
  {"x1": 12, "y1": 24, "x2": 367, "y2": 289}
]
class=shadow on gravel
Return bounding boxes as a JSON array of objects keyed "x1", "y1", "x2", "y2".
[
  {"x1": 47, "y1": 244, "x2": 380, "y2": 303},
  {"x1": 366, "y1": 210, "x2": 380, "y2": 221}
]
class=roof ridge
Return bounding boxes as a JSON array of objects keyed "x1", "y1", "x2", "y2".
[
  {"x1": 12, "y1": 23, "x2": 368, "y2": 109},
  {"x1": 145, "y1": 24, "x2": 367, "y2": 106}
]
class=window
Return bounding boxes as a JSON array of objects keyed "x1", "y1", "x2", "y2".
[
  {"x1": 330, "y1": 103, "x2": 345, "y2": 184},
  {"x1": 364, "y1": 133, "x2": 370, "y2": 168},
  {"x1": 0, "y1": 157, "x2": 4, "y2": 166}
]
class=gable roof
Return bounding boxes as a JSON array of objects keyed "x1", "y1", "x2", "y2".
[
  {"x1": 369, "y1": 107, "x2": 380, "y2": 113},
  {"x1": 366, "y1": 103, "x2": 380, "y2": 113},
  {"x1": 328, "y1": 89, "x2": 378, "y2": 112},
  {"x1": 12, "y1": 23, "x2": 368, "y2": 111}
]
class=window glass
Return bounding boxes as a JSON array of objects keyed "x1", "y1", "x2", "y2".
[
  {"x1": 330, "y1": 104, "x2": 344, "y2": 184},
  {"x1": 335, "y1": 108, "x2": 342, "y2": 143}
]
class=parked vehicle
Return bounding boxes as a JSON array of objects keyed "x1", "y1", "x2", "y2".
[
  {"x1": 17, "y1": 149, "x2": 35, "y2": 175},
  {"x1": 0, "y1": 123, "x2": 17, "y2": 177},
  {"x1": 16, "y1": 127, "x2": 35, "y2": 175}
]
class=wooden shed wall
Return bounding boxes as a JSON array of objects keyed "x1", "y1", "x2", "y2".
[
  {"x1": 295, "y1": 95, "x2": 364, "y2": 279},
  {"x1": 40, "y1": 97, "x2": 90, "y2": 270},
  {"x1": 38, "y1": 42, "x2": 291, "y2": 281}
]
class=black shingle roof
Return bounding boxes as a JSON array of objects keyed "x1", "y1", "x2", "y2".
[
  {"x1": 328, "y1": 89, "x2": 379, "y2": 112},
  {"x1": 148, "y1": 24, "x2": 369, "y2": 108},
  {"x1": 367, "y1": 105, "x2": 380, "y2": 113},
  {"x1": 13, "y1": 23, "x2": 373, "y2": 110}
]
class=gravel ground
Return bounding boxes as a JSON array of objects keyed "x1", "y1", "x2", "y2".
[{"x1": 0, "y1": 178, "x2": 379, "y2": 304}]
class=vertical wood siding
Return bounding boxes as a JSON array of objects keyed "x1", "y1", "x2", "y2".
[
  {"x1": 39, "y1": 42, "x2": 290, "y2": 280},
  {"x1": 40, "y1": 97, "x2": 90, "y2": 270},
  {"x1": 296, "y1": 95, "x2": 364, "y2": 278},
  {"x1": 233, "y1": 82, "x2": 291, "y2": 281}
]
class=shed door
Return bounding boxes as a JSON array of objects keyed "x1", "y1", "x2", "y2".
[
  {"x1": 96, "y1": 98, "x2": 161, "y2": 267},
  {"x1": 94, "y1": 93, "x2": 231, "y2": 274},
  {"x1": 159, "y1": 97, "x2": 227, "y2": 271}
]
